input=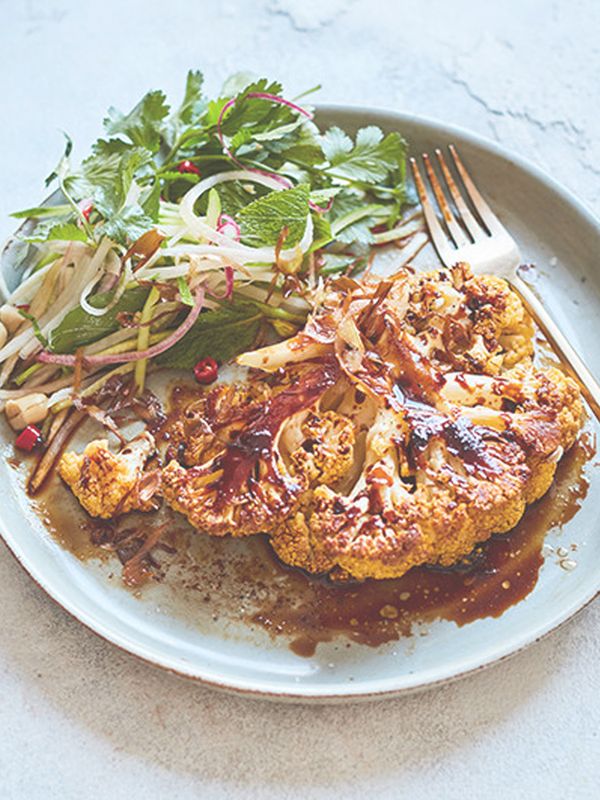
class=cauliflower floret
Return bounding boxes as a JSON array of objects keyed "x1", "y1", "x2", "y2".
[
  {"x1": 58, "y1": 432, "x2": 157, "y2": 518},
  {"x1": 286, "y1": 410, "x2": 355, "y2": 485},
  {"x1": 166, "y1": 382, "x2": 270, "y2": 467},
  {"x1": 160, "y1": 360, "x2": 350, "y2": 536}
]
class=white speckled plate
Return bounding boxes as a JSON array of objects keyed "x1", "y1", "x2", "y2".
[{"x1": 1, "y1": 107, "x2": 599, "y2": 702}]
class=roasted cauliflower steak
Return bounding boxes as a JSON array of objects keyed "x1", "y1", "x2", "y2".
[
  {"x1": 58, "y1": 263, "x2": 584, "y2": 581},
  {"x1": 197, "y1": 263, "x2": 582, "y2": 580}
]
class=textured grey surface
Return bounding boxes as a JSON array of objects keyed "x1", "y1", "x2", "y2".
[{"x1": 0, "y1": 1, "x2": 599, "y2": 797}]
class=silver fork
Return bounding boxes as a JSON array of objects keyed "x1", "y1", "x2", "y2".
[{"x1": 410, "y1": 145, "x2": 600, "y2": 419}]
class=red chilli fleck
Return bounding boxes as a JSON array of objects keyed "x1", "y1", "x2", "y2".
[
  {"x1": 15, "y1": 425, "x2": 43, "y2": 453},
  {"x1": 194, "y1": 357, "x2": 219, "y2": 385},
  {"x1": 177, "y1": 160, "x2": 201, "y2": 176}
]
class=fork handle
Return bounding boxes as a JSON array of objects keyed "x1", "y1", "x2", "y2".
[{"x1": 510, "y1": 273, "x2": 600, "y2": 420}]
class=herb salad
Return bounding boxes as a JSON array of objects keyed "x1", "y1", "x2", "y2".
[{"x1": 0, "y1": 69, "x2": 425, "y2": 475}]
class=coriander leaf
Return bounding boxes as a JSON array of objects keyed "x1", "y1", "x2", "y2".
[
  {"x1": 95, "y1": 203, "x2": 154, "y2": 245},
  {"x1": 229, "y1": 126, "x2": 253, "y2": 152},
  {"x1": 91, "y1": 138, "x2": 133, "y2": 157},
  {"x1": 219, "y1": 79, "x2": 291, "y2": 137},
  {"x1": 162, "y1": 70, "x2": 207, "y2": 148},
  {"x1": 272, "y1": 122, "x2": 323, "y2": 165},
  {"x1": 22, "y1": 216, "x2": 80, "y2": 244},
  {"x1": 72, "y1": 147, "x2": 155, "y2": 244},
  {"x1": 104, "y1": 90, "x2": 169, "y2": 153},
  {"x1": 140, "y1": 180, "x2": 161, "y2": 221},
  {"x1": 322, "y1": 125, "x2": 407, "y2": 183},
  {"x1": 46, "y1": 222, "x2": 88, "y2": 242},
  {"x1": 252, "y1": 118, "x2": 305, "y2": 143},
  {"x1": 156, "y1": 301, "x2": 263, "y2": 368},
  {"x1": 321, "y1": 127, "x2": 353, "y2": 162},
  {"x1": 176, "y1": 70, "x2": 205, "y2": 125},
  {"x1": 51, "y1": 286, "x2": 149, "y2": 353},
  {"x1": 72, "y1": 146, "x2": 153, "y2": 204},
  {"x1": 238, "y1": 184, "x2": 310, "y2": 247},
  {"x1": 220, "y1": 71, "x2": 257, "y2": 97}
]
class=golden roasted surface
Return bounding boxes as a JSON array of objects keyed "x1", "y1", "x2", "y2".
[
  {"x1": 58, "y1": 263, "x2": 585, "y2": 580},
  {"x1": 58, "y1": 432, "x2": 157, "y2": 519}
]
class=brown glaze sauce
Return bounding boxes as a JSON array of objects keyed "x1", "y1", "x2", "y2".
[
  {"x1": 250, "y1": 433, "x2": 594, "y2": 656},
  {"x1": 32, "y1": 430, "x2": 594, "y2": 657}
]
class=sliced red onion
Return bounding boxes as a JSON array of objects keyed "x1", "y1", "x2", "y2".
[
  {"x1": 224, "y1": 265, "x2": 234, "y2": 299},
  {"x1": 206, "y1": 265, "x2": 235, "y2": 301},
  {"x1": 308, "y1": 197, "x2": 334, "y2": 215},
  {"x1": 217, "y1": 213, "x2": 241, "y2": 242},
  {"x1": 37, "y1": 287, "x2": 205, "y2": 368}
]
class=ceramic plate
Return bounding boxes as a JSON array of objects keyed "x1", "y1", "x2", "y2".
[{"x1": 1, "y1": 106, "x2": 599, "y2": 702}]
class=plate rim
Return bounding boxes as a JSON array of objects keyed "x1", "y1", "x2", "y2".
[{"x1": 1, "y1": 103, "x2": 599, "y2": 702}]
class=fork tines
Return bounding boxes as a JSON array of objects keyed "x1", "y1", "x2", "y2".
[{"x1": 410, "y1": 145, "x2": 507, "y2": 265}]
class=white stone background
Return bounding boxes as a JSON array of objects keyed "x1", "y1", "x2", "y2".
[{"x1": 0, "y1": 0, "x2": 599, "y2": 797}]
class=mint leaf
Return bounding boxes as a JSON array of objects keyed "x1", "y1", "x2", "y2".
[
  {"x1": 51, "y1": 286, "x2": 149, "y2": 353},
  {"x1": 104, "y1": 90, "x2": 169, "y2": 153},
  {"x1": 156, "y1": 301, "x2": 262, "y2": 368},
  {"x1": 238, "y1": 184, "x2": 310, "y2": 247}
]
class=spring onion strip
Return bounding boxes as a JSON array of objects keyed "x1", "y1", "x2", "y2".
[
  {"x1": 372, "y1": 216, "x2": 424, "y2": 245},
  {"x1": 0, "y1": 245, "x2": 90, "y2": 363},
  {"x1": 0, "y1": 374, "x2": 77, "y2": 403},
  {"x1": 134, "y1": 287, "x2": 160, "y2": 392},
  {"x1": 7, "y1": 261, "x2": 55, "y2": 305}
]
